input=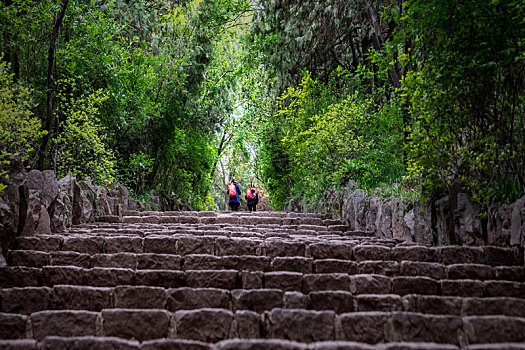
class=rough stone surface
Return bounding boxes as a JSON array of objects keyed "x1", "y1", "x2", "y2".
[
  {"x1": 102, "y1": 309, "x2": 170, "y2": 341},
  {"x1": 31, "y1": 310, "x2": 98, "y2": 340},
  {"x1": 175, "y1": 308, "x2": 233, "y2": 342},
  {"x1": 269, "y1": 308, "x2": 335, "y2": 342}
]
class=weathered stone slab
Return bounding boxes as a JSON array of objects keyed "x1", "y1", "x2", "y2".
[
  {"x1": 62, "y1": 236, "x2": 105, "y2": 255},
  {"x1": 214, "y1": 238, "x2": 262, "y2": 256},
  {"x1": 175, "y1": 308, "x2": 233, "y2": 342},
  {"x1": 337, "y1": 311, "x2": 387, "y2": 343},
  {"x1": 399, "y1": 261, "x2": 446, "y2": 280},
  {"x1": 464, "y1": 316, "x2": 525, "y2": 344},
  {"x1": 167, "y1": 288, "x2": 230, "y2": 311},
  {"x1": 349, "y1": 274, "x2": 391, "y2": 295},
  {"x1": 223, "y1": 256, "x2": 270, "y2": 272},
  {"x1": 231, "y1": 289, "x2": 283, "y2": 312},
  {"x1": 135, "y1": 270, "x2": 185, "y2": 288},
  {"x1": 105, "y1": 236, "x2": 143, "y2": 253},
  {"x1": 8, "y1": 250, "x2": 49, "y2": 268},
  {"x1": 264, "y1": 241, "x2": 306, "y2": 257},
  {"x1": 463, "y1": 297, "x2": 525, "y2": 317},
  {"x1": 309, "y1": 291, "x2": 353, "y2": 313},
  {"x1": 235, "y1": 310, "x2": 260, "y2": 338},
  {"x1": 114, "y1": 286, "x2": 166, "y2": 309},
  {"x1": 272, "y1": 257, "x2": 313, "y2": 273},
  {"x1": 0, "y1": 267, "x2": 39, "y2": 287},
  {"x1": 50, "y1": 251, "x2": 91, "y2": 268},
  {"x1": 185, "y1": 270, "x2": 237, "y2": 289},
  {"x1": 353, "y1": 245, "x2": 391, "y2": 262},
  {"x1": 284, "y1": 292, "x2": 308, "y2": 309},
  {"x1": 269, "y1": 308, "x2": 335, "y2": 342},
  {"x1": 240, "y1": 271, "x2": 263, "y2": 289},
  {"x1": 184, "y1": 254, "x2": 222, "y2": 270},
  {"x1": 177, "y1": 236, "x2": 214, "y2": 255},
  {"x1": 315, "y1": 260, "x2": 357, "y2": 274},
  {"x1": 437, "y1": 246, "x2": 484, "y2": 265},
  {"x1": 84, "y1": 267, "x2": 134, "y2": 287},
  {"x1": 143, "y1": 237, "x2": 178, "y2": 254},
  {"x1": 447, "y1": 264, "x2": 493, "y2": 280},
  {"x1": 216, "y1": 339, "x2": 306, "y2": 350},
  {"x1": 441, "y1": 279, "x2": 484, "y2": 297},
  {"x1": 40, "y1": 336, "x2": 139, "y2": 350},
  {"x1": 483, "y1": 280, "x2": 525, "y2": 298},
  {"x1": 265, "y1": 272, "x2": 303, "y2": 291},
  {"x1": 304, "y1": 274, "x2": 350, "y2": 293},
  {"x1": 1, "y1": 287, "x2": 52, "y2": 314},
  {"x1": 0, "y1": 339, "x2": 38, "y2": 350},
  {"x1": 0, "y1": 313, "x2": 27, "y2": 339},
  {"x1": 51, "y1": 285, "x2": 111, "y2": 311},
  {"x1": 354, "y1": 294, "x2": 402, "y2": 312},
  {"x1": 358, "y1": 261, "x2": 400, "y2": 277},
  {"x1": 141, "y1": 339, "x2": 213, "y2": 350},
  {"x1": 42, "y1": 266, "x2": 84, "y2": 286},
  {"x1": 392, "y1": 276, "x2": 438, "y2": 296},
  {"x1": 403, "y1": 295, "x2": 463, "y2": 316},
  {"x1": 31, "y1": 310, "x2": 97, "y2": 340},
  {"x1": 309, "y1": 243, "x2": 352, "y2": 260},
  {"x1": 391, "y1": 246, "x2": 436, "y2": 263},
  {"x1": 91, "y1": 253, "x2": 137, "y2": 269},
  {"x1": 102, "y1": 309, "x2": 170, "y2": 341},
  {"x1": 389, "y1": 312, "x2": 461, "y2": 344}
]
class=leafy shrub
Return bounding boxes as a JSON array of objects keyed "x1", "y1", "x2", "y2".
[
  {"x1": 54, "y1": 89, "x2": 116, "y2": 184},
  {"x1": 0, "y1": 59, "x2": 44, "y2": 192}
]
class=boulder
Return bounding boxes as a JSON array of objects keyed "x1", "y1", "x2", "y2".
[
  {"x1": 117, "y1": 184, "x2": 129, "y2": 212},
  {"x1": 366, "y1": 197, "x2": 381, "y2": 233}
]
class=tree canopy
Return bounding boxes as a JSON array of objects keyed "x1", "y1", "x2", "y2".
[{"x1": 1, "y1": 0, "x2": 523, "y2": 210}]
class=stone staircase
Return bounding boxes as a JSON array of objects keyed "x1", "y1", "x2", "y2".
[{"x1": 1, "y1": 210, "x2": 525, "y2": 349}]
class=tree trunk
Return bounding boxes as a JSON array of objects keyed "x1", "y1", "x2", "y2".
[
  {"x1": 367, "y1": 5, "x2": 401, "y2": 89},
  {"x1": 37, "y1": 0, "x2": 69, "y2": 169}
]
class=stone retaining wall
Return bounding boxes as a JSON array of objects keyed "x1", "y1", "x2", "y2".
[
  {"x1": 0, "y1": 160, "x2": 134, "y2": 263},
  {"x1": 296, "y1": 181, "x2": 525, "y2": 249}
]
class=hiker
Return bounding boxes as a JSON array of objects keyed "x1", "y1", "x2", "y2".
[
  {"x1": 245, "y1": 185, "x2": 259, "y2": 212},
  {"x1": 227, "y1": 177, "x2": 241, "y2": 211}
]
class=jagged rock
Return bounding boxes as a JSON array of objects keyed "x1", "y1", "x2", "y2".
[
  {"x1": 78, "y1": 182, "x2": 96, "y2": 224},
  {"x1": 434, "y1": 196, "x2": 452, "y2": 245},
  {"x1": 94, "y1": 185, "x2": 112, "y2": 217},
  {"x1": 487, "y1": 202, "x2": 512, "y2": 245},
  {"x1": 454, "y1": 192, "x2": 483, "y2": 245},
  {"x1": 376, "y1": 199, "x2": 393, "y2": 239},
  {"x1": 117, "y1": 184, "x2": 129, "y2": 212},
  {"x1": 404, "y1": 201, "x2": 433, "y2": 245},
  {"x1": 49, "y1": 191, "x2": 69, "y2": 233},
  {"x1": 510, "y1": 195, "x2": 525, "y2": 247},
  {"x1": 0, "y1": 157, "x2": 27, "y2": 262},
  {"x1": 391, "y1": 199, "x2": 409, "y2": 241},
  {"x1": 343, "y1": 189, "x2": 367, "y2": 230},
  {"x1": 366, "y1": 197, "x2": 380, "y2": 232}
]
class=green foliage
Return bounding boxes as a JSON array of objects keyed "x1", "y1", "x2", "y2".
[
  {"x1": 275, "y1": 70, "x2": 405, "y2": 208},
  {"x1": 55, "y1": 89, "x2": 115, "y2": 184},
  {"x1": 0, "y1": 59, "x2": 44, "y2": 192},
  {"x1": 398, "y1": 0, "x2": 525, "y2": 206}
]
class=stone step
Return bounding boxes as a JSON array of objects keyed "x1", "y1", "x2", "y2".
[
  {"x1": 8, "y1": 250, "x2": 525, "y2": 284},
  {"x1": 2, "y1": 266, "x2": 525, "y2": 297},
  {"x1": 13, "y1": 236, "x2": 524, "y2": 266},
  {"x1": 2, "y1": 338, "x2": 525, "y2": 350},
  {"x1": 2, "y1": 309, "x2": 525, "y2": 345},
  {"x1": 3, "y1": 284, "x2": 525, "y2": 317}
]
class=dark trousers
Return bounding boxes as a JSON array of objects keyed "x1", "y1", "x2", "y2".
[
  {"x1": 229, "y1": 202, "x2": 240, "y2": 211},
  {"x1": 247, "y1": 204, "x2": 256, "y2": 212}
]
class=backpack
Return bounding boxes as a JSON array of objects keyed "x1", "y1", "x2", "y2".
[
  {"x1": 228, "y1": 183, "x2": 237, "y2": 197},
  {"x1": 246, "y1": 188, "x2": 254, "y2": 199}
]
